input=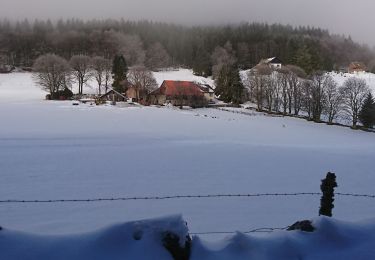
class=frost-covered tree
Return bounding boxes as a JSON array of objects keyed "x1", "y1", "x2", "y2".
[
  {"x1": 118, "y1": 34, "x2": 145, "y2": 66},
  {"x1": 145, "y1": 42, "x2": 170, "y2": 71},
  {"x1": 32, "y1": 54, "x2": 71, "y2": 97},
  {"x1": 211, "y1": 42, "x2": 236, "y2": 79}
]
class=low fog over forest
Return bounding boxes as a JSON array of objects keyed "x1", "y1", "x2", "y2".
[{"x1": 1, "y1": 19, "x2": 375, "y2": 76}]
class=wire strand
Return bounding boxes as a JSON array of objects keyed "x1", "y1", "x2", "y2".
[{"x1": 1, "y1": 192, "x2": 374, "y2": 204}]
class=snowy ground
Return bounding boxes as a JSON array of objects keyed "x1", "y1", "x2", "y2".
[
  {"x1": 0, "y1": 72, "x2": 375, "y2": 243},
  {"x1": 1, "y1": 215, "x2": 375, "y2": 259},
  {"x1": 153, "y1": 69, "x2": 214, "y2": 87},
  {"x1": 328, "y1": 71, "x2": 375, "y2": 94}
]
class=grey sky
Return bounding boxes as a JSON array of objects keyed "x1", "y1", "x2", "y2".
[{"x1": 1, "y1": 0, "x2": 374, "y2": 45}]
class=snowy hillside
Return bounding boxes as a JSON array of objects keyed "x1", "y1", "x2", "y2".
[
  {"x1": 0, "y1": 69, "x2": 214, "y2": 100},
  {"x1": 1, "y1": 215, "x2": 375, "y2": 260},
  {"x1": 153, "y1": 69, "x2": 214, "y2": 87},
  {"x1": 0, "y1": 71, "x2": 375, "y2": 258},
  {"x1": 241, "y1": 69, "x2": 375, "y2": 94},
  {"x1": 328, "y1": 71, "x2": 375, "y2": 93}
]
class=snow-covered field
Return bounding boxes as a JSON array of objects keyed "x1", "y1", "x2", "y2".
[{"x1": 0, "y1": 71, "x2": 375, "y2": 257}]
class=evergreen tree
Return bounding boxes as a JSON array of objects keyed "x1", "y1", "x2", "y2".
[
  {"x1": 215, "y1": 64, "x2": 244, "y2": 104},
  {"x1": 359, "y1": 93, "x2": 375, "y2": 128},
  {"x1": 112, "y1": 55, "x2": 128, "y2": 93},
  {"x1": 293, "y1": 44, "x2": 321, "y2": 75},
  {"x1": 192, "y1": 46, "x2": 212, "y2": 77},
  {"x1": 214, "y1": 65, "x2": 231, "y2": 102},
  {"x1": 230, "y1": 67, "x2": 244, "y2": 105}
]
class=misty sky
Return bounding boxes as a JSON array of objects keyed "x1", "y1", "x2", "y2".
[{"x1": 1, "y1": 0, "x2": 374, "y2": 45}]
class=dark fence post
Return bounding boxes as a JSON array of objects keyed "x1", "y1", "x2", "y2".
[{"x1": 319, "y1": 172, "x2": 337, "y2": 217}]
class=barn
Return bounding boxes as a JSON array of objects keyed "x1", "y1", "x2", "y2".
[{"x1": 149, "y1": 80, "x2": 207, "y2": 107}]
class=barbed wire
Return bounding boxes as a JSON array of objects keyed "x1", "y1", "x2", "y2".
[
  {"x1": 335, "y1": 192, "x2": 375, "y2": 198},
  {"x1": 191, "y1": 226, "x2": 290, "y2": 235},
  {"x1": 0, "y1": 192, "x2": 374, "y2": 204}
]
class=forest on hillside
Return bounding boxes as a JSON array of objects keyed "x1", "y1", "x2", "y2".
[{"x1": 0, "y1": 19, "x2": 374, "y2": 75}]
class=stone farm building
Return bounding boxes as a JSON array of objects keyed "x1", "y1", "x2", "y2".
[{"x1": 149, "y1": 80, "x2": 207, "y2": 107}]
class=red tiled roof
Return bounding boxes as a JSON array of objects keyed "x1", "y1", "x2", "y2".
[
  {"x1": 152, "y1": 80, "x2": 204, "y2": 96},
  {"x1": 348, "y1": 62, "x2": 366, "y2": 71}
]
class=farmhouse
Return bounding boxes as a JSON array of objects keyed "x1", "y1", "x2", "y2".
[
  {"x1": 149, "y1": 80, "x2": 206, "y2": 107},
  {"x1": 348, "y1": 62, "x2": 367, "y2": 74},
  {"x1": 258, "y1": 57, "x2": 283, "y2": 69}
]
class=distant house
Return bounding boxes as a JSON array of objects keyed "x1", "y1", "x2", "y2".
[
  {"x1": 149, "y1": 80, "x2": 206, "y2": 107},
  {"x1": 348, "y1": 62, "x2": 367, "y2": 74},
  {"x1": 98, "y1": 89, "x2": 127, "y2": 103},
  {"x1": 258, "y1": 57, "x2": 283, "y2": 69}
]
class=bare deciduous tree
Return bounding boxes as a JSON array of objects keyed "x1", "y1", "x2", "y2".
[
  {"x1": 32, "y1": 54, "x2": 71, "y2": 97},
  {"x1": 324, "y1": 76, "x2": 343, "y2": 124},
  {"x1": 91, "y1": 56, "x2": 112, "y2": 95},
  {"x1": 247, "y1": 64, "x2": 272, "y2": 110},
  {"x1": 301, "y1": 80, "x2": 313, "y2": 119},
  {"x1": 272, "y1": 71, "x2": 283, "y2": 112},
  {"x1": 276, "y1": 67, "x2": 290, "y2": 115},
  {"x1": 127, "y1": 66, "x2": 158, "y2": 101},
  {"x1": 70, "y1": 55, "x2": 92, "y2": 95},
  {"x1": 264, "y1": 71, "x2": 276, "y2": 112},
  {"x1": 311, "y1": 72, "x2": 328, "y2": 122},
  {"x1": 340, "y1": 77, "x2": 370, "y2": 127},
  {"x1": 287, "y1": 65, "x2": 306, "y2": 115}
]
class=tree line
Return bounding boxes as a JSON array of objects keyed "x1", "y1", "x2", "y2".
[
  {"x1": 243, "y1": 65, "x2": 375, "y2": 128},
  {"x1": 1, "y1": 19, "x2": 375, "y2": 75},
  {"x1": 33, "y1": 53, "x2": 158, "y2": 100}
]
